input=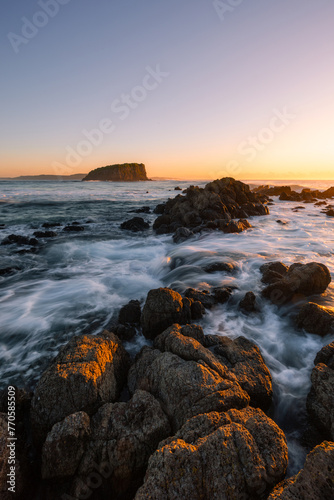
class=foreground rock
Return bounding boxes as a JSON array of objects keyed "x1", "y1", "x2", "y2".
[
  {"x1": 129, "y1": 324, "x2": 273, "y2": 430},
  {"x1": 262, "y1": 262, "x2": 331, "y2": 305},
  {"x1": 136, "y1": 407, "x2": 288, "y2": 499},
  {"x1": 41, "y1": 411, "x2": 90, "y2": 479},
  {"x1": 205, "y1": 334, "x2": 272, "y2": 410},
  {"x1": 239, "y1": 291, "x2": 257, "y2": 313},
  {"x1": 268, "y1": 441, "x2": 334, "y2": 499},
  {"x1": 128, "y1": 345, "x2": 249, "y2": 431},
  {"x1": 297, "y1": 302, "x2": 334, "y2": 336},
  {"x1": 153, "y1": 177, "x2": 269, "y2": 236},
  {"x1": 70, "y1": 390, "x2": 170, "y2": 499},
  {"x1": 307, "y1": 341, "x2": 334, "y2": 439},
  {"x1": 30, "y1": 332, "x2": 129, "y2": 444}
]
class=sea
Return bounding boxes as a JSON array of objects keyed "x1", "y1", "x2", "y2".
[{"x1": 1, "y1": 178, "x2": 334, "y2": 475}]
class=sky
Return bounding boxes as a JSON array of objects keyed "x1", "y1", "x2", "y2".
[{"x1": 1, "y1": 0, "x2": 333, "y2": 180}]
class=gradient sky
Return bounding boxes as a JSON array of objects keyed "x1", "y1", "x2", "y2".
[{"x1": 1, "y1": 0, "x2": 333, "y2": 179}]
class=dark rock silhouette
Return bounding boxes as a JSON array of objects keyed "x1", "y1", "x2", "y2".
[{"x1": 82, "y1": 163, "x2": 149, "y2": 182}]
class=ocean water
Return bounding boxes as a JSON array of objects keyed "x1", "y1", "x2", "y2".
[{"x1": 1, "y1": 178, "x2": 334, "y2": 475}]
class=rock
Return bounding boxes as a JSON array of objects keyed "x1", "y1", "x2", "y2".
[
  {"x1": 42, "y1": 222, "x2": 61, "y2": 228},
  {"x1": 135, "y1": 407, "x2": 288, "y2": 499},
  {"x1": 82, "y1": 163, "x2": 149, "y2": 182},
  {"x1": 204, "y1": 261, "x2": 237, "y2": 273},
  {"x1": 1, "y1": 234, "x2": 39, "y2": 246},
  {"x1": 41, "y1": 411, "x2": 90, "y2": 479},
  {"x1": 33, "y1": 231, "x2": 57, "y2": 238},
  {"x1": 307, "y1": 341, "x2": 334, "y2": 439},
  {"x1": 118, "y1": 299, "x2": 141, "y2": 325},
  {"x1": 262, "y1": 262, "x2": 331, "y2": 305},
  {"x1": 184, "y1": 286, "x2": 233, "y2": 309},
  {"x1": 30, "y1": 332, "x2": 130, "y2": 444},
  {"x1": 174, "y1": 186, "x2": 182, "y2": 190},
  {"x1": 71, "y1": 390, "x2": 170, "y2": 499},
  {"x1": 128, "y1": 342, "x2": 249, "y2": 431},
  {"x1": 325, "y1": 209, "x2": 334, "y2": 217},
  {"x1": 260, "y1": 261, "x2": 289, "y2": 285},
  {"x1": 153, "y1": 177, "x2": 269, "y2": 236},
  {"x1": 133, "y1": 206, "x2": 151, "y2": 213},
  {"x1": 239, "y1": 291, "x2": 257, "y2": 313},
  {"x1": 204, "y1": 334, "x2": 273, "y2": 410},
  {"x1": 141, "y1": 288, "x2": 191, "y2": 339},
  {"x1": 112, "y1": 324, "x2": 137, "y2": 342},
  {"x1": 296, "y1": 302, "x2": 334, "y2": 336},
  {"x1": 173, "y1": 227, "x2": 194, "y2": 243},
  {"x1": 276, "y1": 220, "x2": 289, "y2": 225},
  {"x1": 63, "y1": 225, "x2": 85, "y2": 232},
  {"x1": 120, "y1": 217, "x2": 149, "y2": 232},
  {"x1": 268, "y1": 441, "x2": 334, "y2": 500}
]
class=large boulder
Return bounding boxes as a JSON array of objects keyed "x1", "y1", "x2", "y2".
[
  {"x1": 307, "y1": 341, "x2": 334, "y2": 439},
  {"x1": 128, "y1": 343, "x2": 249, "y2": 431},
  {"x1": 153, "y1": 177, "x2": 269, "y2": 236},
  {"x1": 268, "y1": 441, "x2": 334, "y2": 499},
  {"x1": 135, "y1": 407, "x2": 288, "y2": 499},
  {"x1": 30, "y1": 332, "x2": 130, "y2": 444},
  {"x1": 141, "y1": 288, "x2": 192, "y2": 339},
  {"x1": 204, "y1": 334, "x2": 273, "y2": 411},
  {"x1": 296, "y1": 302, "x2": 334, "y2": 336},
  {"x1": 70, "y1": 390, "x2": 171, "y2": 500},
  {"x1": 260, "y1": 261, "x2": 289, "y2": 285},
  {"x1": 262, "y1": 262, "x2": 331, "y2": 305},
  {"x1": 41, "y1": 411, "x2": 90, "y2": 479}
]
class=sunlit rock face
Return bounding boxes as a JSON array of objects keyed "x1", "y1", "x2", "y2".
[
  {"x1": 135, "y1": 407, "x2": 288, "y2": 500},
  {"x1": 268, "y1": 441, "x2": 334, "y2": 500},
  {"x1": 82, "y1": 163, "x2": 149, "y2": 181},
  {"x1": 30, "y1": 332, "x2": 130, "y2": 444}
]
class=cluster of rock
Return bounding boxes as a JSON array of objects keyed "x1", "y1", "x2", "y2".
[
  {"x1": 1, "y1": 261, "x2": 334, "y2": 498},
  {"x1": 152, "y1": 177, "x2": 269, "y2": 239},
  {"x1": 253, "y1": 185, "x2": 334, "y2": 203}
]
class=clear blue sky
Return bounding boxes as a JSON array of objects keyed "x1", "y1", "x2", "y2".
[{"x1": 1, "y1": 0, "x2": 333, "y2": 179}]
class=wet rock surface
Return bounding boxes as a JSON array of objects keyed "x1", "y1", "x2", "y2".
[
  {"x1": 30, "y1": 332, "x2": 130, "y2": 444},
  {"x1": 262, "y1": 262, "x2": 331, "y2": 305},
  {"x1": 268, "y1": 441, "x2": 334, "y2": 500},
  {"x1": 297, "y1": 302, "x2": 334, "y2": 336},
  {"x1": 307, "y1": 341, "x2": 334, "y2": 439},
  {"x1": 135, "y1": 407, "x2": 288, "y2": 500}
]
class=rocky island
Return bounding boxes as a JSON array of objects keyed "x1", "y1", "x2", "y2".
[{"x1": 82, "y1": 163, "x2": 149, "y2": 182}]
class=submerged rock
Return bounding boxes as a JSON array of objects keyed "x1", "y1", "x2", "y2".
[
  {"x1": 30, "y1": 332, "x2": 130, "y2": 444},
  {"x1": 33, "y1": 231, "x2": 57, "y2": 238},
  {"x1": 173, "y1": 227, "x2": 194, "y2": 243},
  {"x1": 120, "y1": 217, "x2": 149, "y2": 232},
  {"x1": 262, "y1": 262, "x2": 331, "y2": 305},
  {"x1": 268, "y1": 441, "x2": 334, "y2": 499},
  {"x1": 296, "y1": 302, "x2": 334, "y2": 336},
  {"x1": 63, "y1": 225, "x2": 85, "y2": 232},
  {"x1": 307, "y1": 341, "x2": 334, "y2": 439},
  {"x1": 204, "y1": 261, "x2": 238, "y2": 274},
  {"x1": 1, "y1": 234, "x2": 38, "y2": 246},
  {"x1": 135, "y1": 407, "x2": 288, "y2": 499}
]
